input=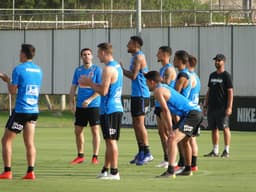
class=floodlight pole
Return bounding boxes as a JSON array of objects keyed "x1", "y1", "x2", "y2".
[
  {"x1": 62, "y1": 0, "x2": 64, "y2": 28},
  {"x1": 136, "y1": 0, "x2": 142, "y2": 36},
  {"x1": 12, "y1": 0, "x2": 15, "y2": 29},
  {"x1": 110, "y1": 0, "x2": 113, "y2": 28},
  {"x1": 210, "y1": 0, "x2": 213, "y2": 25}
]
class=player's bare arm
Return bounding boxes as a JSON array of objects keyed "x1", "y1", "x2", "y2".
[
  {"x1": 175, "y1": 76, "x2": 188, "y2": 92},
  {"x1": 121, "y1": 55, "x2": 143, "y2": 80},
  {"x1": 0, "y1": 72, "x2": 4, "y2": 79},
  {"x1": 79, "y1": 66, "x2": 113, "y2": 96},
  {"x1": 203, "y1": 89, "x2": 209, "y2": 115},
  {"x1": 0, "y1": 73, "x2": 17, "y2": 94},
  {"x1": 154, "y1": 87, "x2": 173, "y2": 131},
  {"x1": 226, "y1": 88, "x2": 233, "y2": 116},
  {"x1": 69, "y1": 85, "x2": 77, "y2": 113},
  {"x1": 190, "y1": 74, "x2": 196, "y2": 88},
  {"x1": 82, "y1": 92, "x2": 100, "y2": 108},
  {"x1": 163, "y1": 67, "x2": 176, "y2": 85}
]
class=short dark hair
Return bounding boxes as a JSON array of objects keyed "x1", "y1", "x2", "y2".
[
  {"x1": 130, "y1": 36, "x2": 143, "y2": 47},
  {"x1": 97, "y1": 42, "x2": 113, "y2": 55},
  {"x1": 159, "y1": 46, "x2": 172, "y2": 56},
  {"x1": 175, "y1": 50, "x2": 189, "y2": 64},
  {"x1": 80, "y1": 48, "x2": 92, "y2": 56},
  {"x1": 144, "y1": 71, "x2": 161, "y2": 83},
  {"x1": 21, "y1": 44, "x2": 35, "y2": 59},
  {"x1": 188, "y1": 55, "x2": 197, "y2": 68}
]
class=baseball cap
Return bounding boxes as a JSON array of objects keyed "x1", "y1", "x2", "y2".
[{"x1": 213, "y1": 53, "x2": 226, "y2": 61}]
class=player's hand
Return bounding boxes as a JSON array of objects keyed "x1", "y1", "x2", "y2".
[
  {"x1": 78, "y1": 75, "x2": 91, "y2": 86},
  {"x1": 69, "y1": 102, "x2": 76, "y2": 114},
  {"x1": 0, "y1": 73, "x2": 10, "y2": 83},
  {"x1": 82, "y1": 99, "x2": 91, "y2": 108},
  {"x1": 226, "y1": 107, "x2": 232, "y2": 116},
  {"x1": 119, "y1": 61, "x2": 124, "y2": 70}
]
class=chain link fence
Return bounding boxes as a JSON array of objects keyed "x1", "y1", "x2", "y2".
[{"x1": 0, "y1": 8, "x2": 256, "y2": 29}]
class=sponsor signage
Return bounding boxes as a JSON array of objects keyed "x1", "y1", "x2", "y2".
[
  {"x1": 230, "y1": 97, "x2": 256, "y2": 131},
  {"x1": 121, "y1": 96, "x2": 256, "y2": 131},
  {"x1": 121, "y1": 96, "x2": 157, "y2": 128}
]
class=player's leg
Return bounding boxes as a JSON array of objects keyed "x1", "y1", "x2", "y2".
[
  {"x1": 107, "y1": 112, "x2": 122, "y2": 180},
  {"x1": 158, "y1": 129, "x2": 186, "y2": 178},
  {"x1": 104, "y1": 139, "x2": 111, "y2": 169},
  {"x1": 130, "y1": 97, "x2": 152, "y2": 165},
  {"x1": 97, "y1": 114, "x2": 110, "y2": 179},
  {"x1": 204, "y1": 110, "x2": 219, "y2": 157},
  {"x1": 71, "y1": 108, "x2": 86, "y2": 164},
  {"x1": 155, "y1": 112, "x2": 168, "y2": 168},
  {"x1": 132, "y1": 115, "x2": 142, "y2": 148},
  {"x1": 221, "y1": 115, "x2": 231, "y2": 157},
  {"x1": 134, "y1": 115, "x2": 148, "y2": 145},
  {"x1": 89, "y1": 108, "x2": 101, "y2": 164},
  {"x1": 97, "y1": 113, "x2": 121, "y2": 180},
  {"x1": 22, "y1": 120, "x2": 36, "y2": 179},
  {"x1": 175, "y1": 110, "x2": 202, "y2": 176},
  {"x1": 74, "y1": 126, "x2": 85, "y2": 159},
  {"x1": 190, "y1": 137, "x2": 198, "y2": 171},
  {"x1": 0, "y1": 129, "x2": 16, "y2": 179},
  {"x1": 90, "y1": 124, "x2": 100, "y2": 164},
  {"x1": 212, "y1": 128, "x2": 219, "y2": 153},
  {"x1": 134, "y1": 115, "x2": 153, "y2": 165},
  {"x1": 0, "y1": 112, "x2": 21, "y2": 179},
  {"x1": 177, "y1": 136, "x2": 193, "y2": 176},
  {"x1": 130, "y1": 97, "x2": 142, "y2": 163},
  {"x1": 105, "y1": 139, "x2": 119, "y2": 178}
]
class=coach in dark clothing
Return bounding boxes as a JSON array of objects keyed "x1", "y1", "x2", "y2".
[{"x1": 203, "y1": 53, "x2": 233, "y2": 158}]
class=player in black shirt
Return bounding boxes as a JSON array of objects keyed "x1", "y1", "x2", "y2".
[{"x1": 203, "y1": 54, "x2": 233, "y2": 158}]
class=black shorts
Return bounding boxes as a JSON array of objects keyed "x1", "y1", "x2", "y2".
[
  {"x1": 174, "y1": 110, "x2": 203, "y2": 137},
  {"x1": 5, "y1": 111, "x2": 38, "y2": 134},
  {"x1": 207, "y1": 108, "x2": 230, "y2": 130},
  {"x1": 154, "y1": 107, "x2": 162, "y2": 118},
  {"x1": 131, "y1": 97, "x2": 149, "y2": 117},
  {"x1": 75, "y1": 107, "x2": 100, "y2": 127},
  {"x1": 100, "y1": 112, "x2": 123, "y2": 140}
]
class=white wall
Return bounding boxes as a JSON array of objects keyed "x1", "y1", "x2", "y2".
[{"x1": 0, "y1": 26, "x2": 255, "y2": 96}]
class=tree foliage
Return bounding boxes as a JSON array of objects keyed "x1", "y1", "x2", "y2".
[
  {"x1": 0, "y1": 0, "x2": 207, "y2": 10},
  {"x1": 0, "y1": 0, "x2": 211, "y2": 27}
]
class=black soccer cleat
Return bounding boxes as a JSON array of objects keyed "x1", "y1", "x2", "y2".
[
  {"x1": 221, "y1": 150, "x2": 230, "y2": 158},
  {"x1": 204, "y1": 150, "x2": 219, "y2": 157},
  {"x1": 156, "y1": 171, "x2": 176, "y2": 179}
]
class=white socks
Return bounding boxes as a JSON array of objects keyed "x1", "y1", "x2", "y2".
[
  {"x1": 213, "y1": 145, "x2": 219, "y2": 154},
  {"x1": 225, "y1": 145, "x2": 230, "y2": 153},
  {"x1": 213, "y1": 145, "x2": 230, "y2": 154}
]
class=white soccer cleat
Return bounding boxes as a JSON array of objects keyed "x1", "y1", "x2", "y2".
[
  {"x1": 105, "y1": 173, "x2": 120, "y2": 180},
  {"x1": 155, "y1": 161, "x2": 168, "y2": 168},
  {"x1": 96, "y1": 171, "x2": 108, "y2": 179},
  {"x1": 96, "y1": 172, "x2": 120, "y2": 180}
]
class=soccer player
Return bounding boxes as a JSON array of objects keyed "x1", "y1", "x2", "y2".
[
  {"x1": 204, "y1": 54, "x2": 233, "y2": 158},
  {"x1": 144, "y1": 71, "x2": 202, "y2": 178},
  {"x1": 174, "y1": 50, "x2": 191, "y2": 97},
  {"x1": 0, "y1": 44, "x2": 43, "y2": 180},
  {"x1": 69, "y1": 48, "x2": 102, "y2": 165},
  {"x1": 187, "y1": 55, "x2": 201, "y2": 171},
  {"x1": 121, "y1": 36, "x2": 153, "y2": 166},
  {"x1": 79, "y1": 42, "x2": 123, "y2": 180},
  {"x1": 155, "y1": 46, "x2": 176, "y2": 168},
  {"x1": 173, "y1": 50, "x2": 192, "y2": 171}
]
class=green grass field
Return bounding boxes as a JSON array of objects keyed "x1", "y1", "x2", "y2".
[{"x1": 0, "y1": 111, "x2": 255, "y2": 192}]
